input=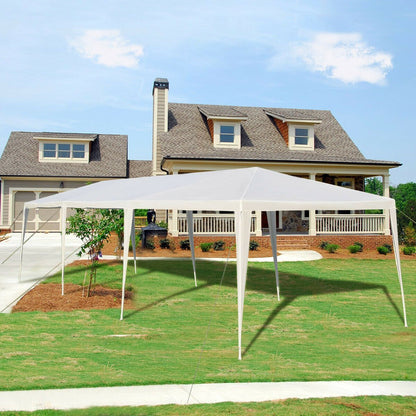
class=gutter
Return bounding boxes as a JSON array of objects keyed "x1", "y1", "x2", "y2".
[{"x1": 161, "y1": 156, "x2": 402, "y2": 169}]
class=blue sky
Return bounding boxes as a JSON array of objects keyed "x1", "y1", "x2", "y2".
[{"x1": 0, "y1": 0, "x2": 415, "y2": 185}]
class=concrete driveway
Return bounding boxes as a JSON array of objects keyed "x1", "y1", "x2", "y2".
[{"x1": 0, "y1": 233, "x2": 82, "y2": 313}]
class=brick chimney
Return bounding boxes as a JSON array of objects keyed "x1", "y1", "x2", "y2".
[{"x1": 152, "y1": 78, "x2": 169, "y2": 175}]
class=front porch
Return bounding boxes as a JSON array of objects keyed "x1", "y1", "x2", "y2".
[{"x1": 168, "y1": 211, "x2": 390, "y2": 237}]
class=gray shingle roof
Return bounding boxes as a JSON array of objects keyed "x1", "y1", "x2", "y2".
[
  {"x1": 128, "y1": 160, "x2": 152, "y2": 178},
  {"x1": 159, "y1": 103, "x2": 400, "y2": 166},
  {"x1": 0, "y1": 132, "x2": 128, "y2": 177}
]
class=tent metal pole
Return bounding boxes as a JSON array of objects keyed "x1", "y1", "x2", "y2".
[
  {"x1": 61, "y1": 207, "x2": 67, "y2": 296},
  {"x1": 18, "y1": 207, "x2": 29, "y2": 283},
  {"x1": 120, "y1": 208, "x2": 134, "y2": 321},
  {"x1": 187, "y1": 211, "x2": 197, "y2": 287},
  {"x1": 235, "y1": 209, "x2": 251, "y2": 360},
  {"x1": 390, "y1": 207, "x2": 408, "y2": 327},
  {"x1": 267, "y1": 211, "x2": 280, "y2": 301},
  {"x1": 131, "y1": 213, "x2": 137, "y2": 274}
]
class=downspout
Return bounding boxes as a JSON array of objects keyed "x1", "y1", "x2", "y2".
[{"x1": 160, "y1": 157, "x2": 170, "y2": 175}]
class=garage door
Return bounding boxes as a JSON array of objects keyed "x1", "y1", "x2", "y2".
[{"x1": 13, "y1": 191, "x2": 60, "y2": 232}]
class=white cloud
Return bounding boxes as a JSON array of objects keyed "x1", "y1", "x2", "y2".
[
  {"x1": 70, "y1": 30, "x2": 143, "y2": 68},
  {"x1": 294, "y1": 32, "x2": 393, "y2": 84}
]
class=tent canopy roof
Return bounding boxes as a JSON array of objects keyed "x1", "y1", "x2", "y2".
[{"x1": 24, "y1": 167, "x2": 394, "y2": 212}]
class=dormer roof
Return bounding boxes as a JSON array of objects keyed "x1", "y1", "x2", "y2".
[
  {"x1": 264, "y1": 109, "x2": 322, "y2": 124},
  {"x1": 198, "y1": 105, "x2": 248, "y2": 121}
]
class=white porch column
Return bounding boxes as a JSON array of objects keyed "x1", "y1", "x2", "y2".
[
  {"x1": 170, "y1": 169, "x2": 179, "y2": 236},
  {"x1": 383, "y1": 174, "x2": 391, "y2": 235},
  {"x1": 255, "y1": 210, "x2": 262, "y2": 236},
  {"x1": 309, "y1": 174, "x2": 317, "y2": 236}
]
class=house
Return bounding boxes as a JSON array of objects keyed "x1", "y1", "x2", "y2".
[
  {"x1": 151, "y1": 78, "x2": 400, "y2": 240},
  {"x1": 0, "y1": 77, "x2": 401, "y2": 244}
]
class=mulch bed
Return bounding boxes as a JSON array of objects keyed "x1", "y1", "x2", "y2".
[
  {"x1": 13, "y1": 283, "x2": 134, "y2": 313},
  {"x1": 12, "y1": 247, "x2": 415, "y2": 313}
]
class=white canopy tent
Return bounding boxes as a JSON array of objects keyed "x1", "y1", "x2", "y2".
[{"x1": 20, "y1": 167, "x2": 408, "y2": 359}]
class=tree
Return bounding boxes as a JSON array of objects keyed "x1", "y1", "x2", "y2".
[
  {"x1": 66, "y1": 208, "x2": 124, "y2": 296},
  {"x1": 390, "y1": 183, "x2": 416, "y2": 241},
  {"x1": 365, "y1": 177, "x2": 383, "y2": 196}
]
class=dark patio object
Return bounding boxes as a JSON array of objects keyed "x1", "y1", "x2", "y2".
[{"x1": 141, "y1": 222, "x2": 167, "y2": 248}]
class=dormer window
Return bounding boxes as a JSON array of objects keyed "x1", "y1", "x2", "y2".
[
  {"x1": 265, "y1": 110, "x2": 321, "y2": 152},
  {"x1": 288, "y1": 124, "x2": 315, "y2": 150},
  {"x1": 220, "y1": 125, "x2": 235, "y2": 143},
  {"x1": 36, "y1": 136, "x2": 94, "y2": 163},
  {"x1": 198, "y1": 105, "x2": 248, "y2": 150},
  {"x1": 294, "y1": 128, "x2": 309, "y2": 145},
  {"x1": 213, "y1": 122, "x2": 241, "y2": 148}
]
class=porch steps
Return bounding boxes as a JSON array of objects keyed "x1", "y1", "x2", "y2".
[{"x1": 275, "y1": 236, "x2": 310, "y2": 250}]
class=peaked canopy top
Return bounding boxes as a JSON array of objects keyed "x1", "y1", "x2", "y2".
[{"x1": 24, "y1": 167, "x2": 395, "y2": 212}]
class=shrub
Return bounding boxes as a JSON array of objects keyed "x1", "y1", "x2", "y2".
[
  {"x1": 180, "y1": 239, "x2": 190, "y2": 250},
  {"x1": 325, "y1": 243, "x2": 339, "y2": 253},
  {"x1": 159, "y1": 238, "x2": 171, "y2": 249},
  {"x1": 382, "y1": 244, "x2": 393, "y2": 253},
  {"x1": 403, "y1": 246, "x2": 416, "y2": 255},
  {"x1": 403, "y1": 222, "x2": 416, "y2": 246},
  {"x1": 157, "y1": 221, "x2": 168, "y2": 229},
  {"x1": 249, "y1": 240, "x2": 260, "y2": 251},
  {"x1": 319, "y1": 241, "x2": 329, "y2": 249},
  {"x1": 377, "y1": 245, "x2": 389, "y2": 255},
  {"x1": 200, "y1": 242, "x2": 213, "y2": 252},
  {"x1": 353, "y1": 242, "x2": 364, "y2": 252},
  {"x1": 348, "y1": 244, "x2": 361, "y2": 254},
  {"x1": 145, "y1": 238, "x2": 155, "y2": 250},
  {"x1": 213, "y1": 240, "x2": 225, "y2": 251}
]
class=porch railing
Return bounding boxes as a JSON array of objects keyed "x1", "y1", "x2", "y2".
[
  {"x1": 177, "y1": 213, "x2": 256, "y2": 235},
  {"x1": 316, "y1": 214, "x2": 385, "y2": 234}
]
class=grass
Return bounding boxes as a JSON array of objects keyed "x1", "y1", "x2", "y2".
[
  {"x1": 1, "y1": 396, "x2": 416, "y2": 415},
  {"x1": 0, "y1": 259, "x2": 415, "y2": 392}
]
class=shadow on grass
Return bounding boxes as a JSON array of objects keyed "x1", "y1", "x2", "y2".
[
  {"x1": 61, "y1": 258, "x2": 405, "y2": 354},
  {"x1": 123, "y1": 260, "x2": 405, "y2": 355}
]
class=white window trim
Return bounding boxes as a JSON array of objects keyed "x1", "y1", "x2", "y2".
[
  {"x1": 38, "y1": 140, "x2": 90, "y2": 163},
  {"x1": 213, "y1": 121, "x2": 241, "y2": 149},
  {"x1": 288, "y1": 124, "x2": 315, "y2": 151}
]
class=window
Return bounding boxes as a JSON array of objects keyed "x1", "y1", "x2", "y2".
[
  {"x1": 288, "y1": 125, "x2": 314, "y2": 150},
  {"x1": 294, "y1": 128, "x2": 309, "y2": 145},
  {"x1": 213, "y1": 122, "x2": 241, "y2": 148},
  {"x1": 220, "y1": 125, "x2": 235, "y2": 143},
  {"x1": 73, "y1": 144, "x2": 86, "y2": 158},
  {"x1": 58, "y1": 143, "x2": 71, "y2": 158},
  {"x1": 40, "y1": 142, "x2": 88, "y2": 162},
  {"x1": 43, "y1": 143, "x2": 56, "y2": 158}
]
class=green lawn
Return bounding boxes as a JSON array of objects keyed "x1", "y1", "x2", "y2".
[
  {"x1": 0, "y1": 258, "x2": 415, "y2": 391},
  {"x1": 1, "y1": 396, "x2": 416, "y2": 416}
]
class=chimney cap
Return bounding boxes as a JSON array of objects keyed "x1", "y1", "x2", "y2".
[{"x1": 153, "y1": 78, "x2": 169, "y2": 93}]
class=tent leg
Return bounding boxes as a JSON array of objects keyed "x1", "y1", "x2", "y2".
[
  {"x1": 131, "y1": 213, "x2": 137, "y2": 274},
  {"x1": 18, "y1": 208, "x2": 29, "y2": 283},
  {"x1": 267, "y1": 211, "x2": 280, "y2": 301},
  {"x1": 390, "y1": 208, "x2": 408, "y2": 327},
  {"x1": 235, "y1": 210, "x2": 251, "y2": 360},
  {"x1": 120, "y1": 208, "x2": 134, "y2": 321},
  {"x1": 61, "y1": 207, "x2": 67, "y2": 296},
  {"x1": 187, "y1": 211, "x2": 197, "y2": 287}
]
